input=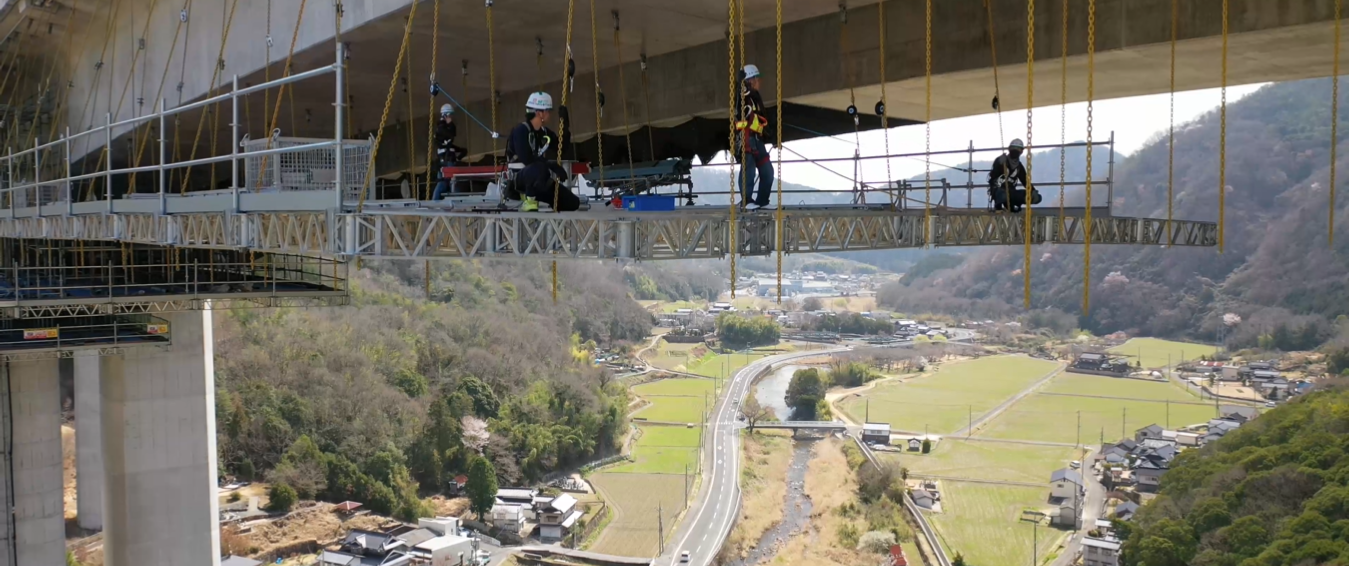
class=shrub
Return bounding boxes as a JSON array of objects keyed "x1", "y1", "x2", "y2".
[
  {"x1": 265, "y1": 483, "x2": 298, "y2": 513},
  {"x1": 858, "y1": 530, "x2": 898, "y2": 553}
]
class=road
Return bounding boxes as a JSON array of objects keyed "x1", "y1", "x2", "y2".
[
  {"x1": 658, "y1": 347, "x2": 847, "y2": 566},
  {"x1": 1051, "y1": 455, "x2": 1108, "y2": 566}
]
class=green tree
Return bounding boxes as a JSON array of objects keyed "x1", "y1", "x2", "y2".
[
  {"x1": 1187, "y1": 497, "x2": 1232, "y2": 535},
  {"x1": 467, "y1": 456, "x2": 499, "y2": 519},
  {"x1": 390, "y1": 368, "x2": 429, "y2": 398},
  {"x1": 266, "y1": 483, "x2": 298, "y2": 513},
  {"x1": 921, "y1": 438, "x2": 931, "y2": 454},
  {"x1": 268, "y1": 435, "x2": 327, "y2": 499},
  {"x1": 458, "y1": 376, "x2": 501, "y2": 418},
  {"x1": 952, "y1": 553, "x2": 968, "y2": 566},
  {"x1": 785, "y1": 368, "x2": 826, "y2": 420}
]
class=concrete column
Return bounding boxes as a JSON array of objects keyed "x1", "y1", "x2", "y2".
[
  {"x1": 0, "y1": 364, "x2": 14, "y2": 566},
  {"x1": 74, "y1": 351, "x2": 104, "y2": 531},
  {"x1": 8, "y1": 358, "x2": 66, "y2": 566},
  {"x1": 102, "y1": 309, "x2": 220, "y2": 566}
]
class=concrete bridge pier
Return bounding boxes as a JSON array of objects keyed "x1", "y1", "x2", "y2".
[
  {"x1": 100, "y1": 308, "x2": 221, "y2": 566},
  {"x1": 75, "y1": 351, "x2": 104, "y2": 532},
  {"x1": 0, "y1": 358, "x2": 69, "y2": 566}
]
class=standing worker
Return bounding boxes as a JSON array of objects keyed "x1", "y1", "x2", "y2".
[
  {"x1": 987, "y1": 138, "x2": 1039, "y2": 212},
  {"x1": 506, "y1": 92, "x2": 578, "y2": 211},
  {"x1": 430, "y1": 104, "x2": 467, "y2": 200},
  {"x1": 736, "y1": 64, "x2": 773, "y2": 210}
]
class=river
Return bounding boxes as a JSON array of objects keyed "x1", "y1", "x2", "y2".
[
  {"x1": 723, "y1": 439, "x2": 816, "y2": 566},
  {"x1": 753, "y1": 363, "x2": 808, "y2": 421}
]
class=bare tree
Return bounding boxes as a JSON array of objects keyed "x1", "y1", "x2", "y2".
[{"x1": 741, "y1": 394, "x2": 775, "y2": 433}]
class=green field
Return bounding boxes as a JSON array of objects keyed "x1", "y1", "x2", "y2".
[
  {"x1": 645, "y1": 341, "x2": 706, "y2": 372},
  {"x1": 686, "y1": 351, "x2": 770, "y2": 380},
  {"x1": 928, "y1": 482, "x2": 1067, "y2": 566},
  {"x1": 836, "y1": 356, "x2": 1060, "y2": 435},
  {"x1": 588, "y1": 472, "x2": 687, "y2": 556},
  {"x1": 881, "y1": 441, "x2": 1078, "y2": 484},
  {"x1": 607, "y1": 425, "x2": 700, "y2": 474},
  {"x1": 1043, "y1": 372, "x2": 1200, "y2": 401},
  {"x1": 632, "y1": 378, "x2": 715, "y2": 423},
  {"x1": 657, "y1": 300, "x2": 706, "y2": 313},
  {"x1": 978, "y1": 393, "x2": 1220, "y2": 444},
  {"x1": 1108, "y1": 337, "x2": 1218, "y2": 370}
]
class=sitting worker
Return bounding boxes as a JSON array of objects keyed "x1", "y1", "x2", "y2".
[
  {"x1": 988, "y1": 138, "x2": 1040, "y2": 212},
  {"x1": 736, "y1": 64, "x2": 773, "y2": 210},
  {"x1": 506, "y1": 92, "x2": 577, "y2": 212},
  {"x1": 430, "y1": 103, "x2": 468, "y2": 201}
]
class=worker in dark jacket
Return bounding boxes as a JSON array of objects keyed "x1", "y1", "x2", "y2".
[
  {"x1": 988, "y1": 138, "x2": 1039, "y2": 212},
  {"x1": 737, "y1": 64, "x2": 773, "y2": 210},
  {"x1": 506, "y1": 92, "x2": 577, "y2": 211},
  {"x1": 429, "y1": 104, "x2": 467, "y2": 200}
]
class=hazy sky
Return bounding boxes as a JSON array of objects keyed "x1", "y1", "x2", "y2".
[{"x1": 703, "y1": 84, "x2": 1266, "y2": 191}]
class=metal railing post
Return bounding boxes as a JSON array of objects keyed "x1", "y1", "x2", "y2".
[
  {"x1": 32, "y1": 136, "x2": 41, "y2": 218},
  {"x1": 231, "y1": 75, "x2": 240, "y2": 212},
  {"x1": 65, "y1": 128, "x2": 72, "y2": 216},
  {"x1": 967, "y1": 140, "x2": 974, "y2": 208},
  {"x1": 6, "y1": 147, "x2": 12, "y2": 212},
  {"x1": 334, "y1": 41, "x2": 346, "y2": 209},
  {"x1": 1107, "y1": 131, "x2": 1116, "y2": 215},
  {"x1": 159, "y1": 98, "x2": 167, "y2": 215},
  {"x1": 104, "y1": 113, "x2": 113, "y2": 213}
]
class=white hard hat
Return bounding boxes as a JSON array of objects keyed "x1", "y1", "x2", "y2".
[
  {"x1": 1008, "y1": 138, "x2": 1025, "y2": 150},
  {"x1": 440, "y1": 103, "x2": 454, "y2": 115},
  {"x1": 742, "y1": 64, "x2": 761, "y2": 80},
  {"x1": 526, "y1": 92, "x2": 554, "y2": 111}
]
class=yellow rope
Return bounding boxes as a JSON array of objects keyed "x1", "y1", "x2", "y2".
[
  {"x1": 406, "y1": 44, "x2": 416, "y2": 195},
  {"x1": 1059, "y1": 0, "x2": 1068, "y2": 235},
  {"x1": 355, "y1": 0, "x2": 418, "y2": 213},
  {"x1": 590, "y1": 0, "x2": 605, "y2": 192},
  {"x1": 727, "y1": 0, "x2": 739, "y2": 299},
  {"x1": 924, "y1": 0, "x2": 932, "y2": 245},
  {"x1": 774, "y1": 0, "x2": 783, "y2": 304},
  {"x1": 83, "y1": 0, "x2": 160, "y2": 191},
  {"x1": 177, "y1": 0, "x2": 240, "y2": 193},
  {"x1": 879, "y1": 0, "x2": 892, "y2": 209},
  {"x1": 258, "y1": 0, "x2": 310, "y2": 188},
  {"x1": 613, "y1": 11, "x2": 634, "y2": 181},
  {"x1": 461, "y1": 61, "x2": 470, "y2": 157},
  {"x1": 1167, "y1": 0, "x2": 1177, "y2": 245},
  {"x1": 551, "y1": 0, "x2": 578, "y2": 304},
  {"x1": 641, "y1": 54, "x2": 655, "y2": 159},
  {"x1": 1332, "y1": 0, "x2": 1341, "y2": 246},
  {"x1": 130, "y1": 0, "x2": 193, "y2": 192},
  {"x1": 984, "y1": 0, "x2": 1005, "y2": 151},
  {"x1": 424, "y1": 0, "x2": 442, "y2": 200},
  {"x1": 486, "y1": 2, "x2": 499, "y2": 159},
  {"x1": 265, "y1": 0, "x2": 271, "y2": 140},
  {"x1": 1084, "y1": 0, "x2": 1096, "y2": 315},
  {"x1": 1023, "y1": 0, "x2": 1035, "y2": 310},
  {"x1": 1219, "y1": 0, "x2": 1228, "y2": 253}
]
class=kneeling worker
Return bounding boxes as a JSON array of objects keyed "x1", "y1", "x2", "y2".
[
  {"x1": 988, "y1": 138, "x2": 1040, "y2": 212},
  {"x1": 507, "y1": 92, "x2": 578, "y2": 212}
]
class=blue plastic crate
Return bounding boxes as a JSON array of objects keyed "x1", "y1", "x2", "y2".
[{"x1": 622, "y1": 195, "x2": 677, "y2": 212}]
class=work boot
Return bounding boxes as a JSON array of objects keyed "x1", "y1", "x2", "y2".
[{"x1": 521, "y1": 196, "x2": 539, "y2": 212}]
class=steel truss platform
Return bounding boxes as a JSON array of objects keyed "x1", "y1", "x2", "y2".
[
  {"x1": 0, "y1": 313, "x2": 172, "y2": 357},
  {"x1": 0, "y1": 206, "x2": 1216, "y2": 261}
]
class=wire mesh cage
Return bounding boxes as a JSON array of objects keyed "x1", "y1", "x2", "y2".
[{"x1": 242, "y1": 130, "x2": 372, "y2": 199}]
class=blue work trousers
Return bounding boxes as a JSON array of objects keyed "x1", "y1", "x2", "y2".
[{"x1": 739, "y1": 135, "x2": 774, "y2": 207}]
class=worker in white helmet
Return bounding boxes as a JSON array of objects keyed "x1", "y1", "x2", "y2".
[
  {"x1": 735, "y1": 64, "x2": 774, "y2": 210},
  {"x1": 430, "y1": 103, "x2": 467, "y2": 200},
  {"x1": 988, "y1": 138, "x2": 1039, "y2": 212},
  {"x1": 506, "y1": 92, "x2": 577, "y2": 211}
]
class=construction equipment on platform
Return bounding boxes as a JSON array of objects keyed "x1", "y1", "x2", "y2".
[{"x1": 242, "y1": 130, "x2": 372, "y2": 201}]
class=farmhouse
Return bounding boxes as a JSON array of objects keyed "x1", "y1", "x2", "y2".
[{"x1": 1049, "y1": 468, "x2": 1084, "y2": 500}]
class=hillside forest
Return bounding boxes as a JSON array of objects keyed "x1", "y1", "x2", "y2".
[{"x1": 213, "y1": 260, "x2": 651, "y2": 518}]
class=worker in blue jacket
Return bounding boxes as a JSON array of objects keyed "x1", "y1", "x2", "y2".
[{"x1": 506, "y1": 92, "x2": 578, "y2": 211}]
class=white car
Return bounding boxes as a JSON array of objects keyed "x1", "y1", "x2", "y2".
[
  {"x1": 681, "y1": 550, "x2": 691, "y2": 563},
  {"x1": 1070, "y1": 460, "x2": 1081, "y2": 469}
]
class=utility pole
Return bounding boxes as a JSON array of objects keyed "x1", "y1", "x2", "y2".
[
  {"x1": 968, "y1": 405, "x2": 973, "y2": 438},
  {"x1": 657, "y1": 502, "x2": 664, "y2": 555},
  {"x1": 1166, "y1": 399, "x2": 1170, "y2": 429},
  {"x1": 1033, "y1": 521, "x2": 1038, "y2": 564},
  {"x1": 684, "y1": 464, "x2": 689, "y2": 504},
  {"x1": 866, "y1": 398, "x2": 870, "y2": 422},
  {"x1": 1076, "y1": 411, "x2": 1081, "y2": 449},
  {"x1": 1122, "y1": 407, "x2": 1127, "y2": 440}
]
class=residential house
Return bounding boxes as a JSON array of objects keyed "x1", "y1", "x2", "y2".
[
  {"x1": 450, "y1": 475, "x2": 468, "y2": 494},
  {"x1": 1075, "y1": 353, "x2": 1109, "y2": 370},
  {"x1": 1202, "y1": 432, "x2": 1225, "y2": 445},
  {"x1": 862, "y1": 423, "x2": 892, "y2": 445},
  {"x1": 1134, "y1": 460, "x2": 1167, "y2": 492},
  {"x1": 341, "y1": 529, "x2": 407, "y2": 558},
  {"x1": 538, "y1": 493, "x2": 584, "y2": 542},
  {"x1": 1134, "y1": 424, "x2": 1165, "y2": 443},
  {"x1": 221, "y1": 557, "x2": 263, "y2": 566},
  {"x1": 1260, "y1": 379, "x2": 1291, "y2": 400},
  {"x1": 418, "y1": 517, "x2": 462, "y2": 537},
  {"x1": 1103, "y1": 452, "x2": 1128, "y2": 466},
  {"x1": 495, "y1": 488, "x2": 538, "y2": 507},
  {"x1": 888, "y1": 545, "x2": 909, "y2": 566},
  {"x1": 1049, "y1": 468, "x2": 1084, "y2": 500},
  {"x1": 318, "y1": 551, "x2": 363, "y2": 566},
  {"x1": 910, "y1": 490, "x2": 936, "y2": 510},
  {"x1": 1140, "y1": 438, "x2": 1177, "y2": 452},
  {"x1": 1082, "y1": 536, "x2": 1122, "y2": 566},
  {"x1": 489, "y1": 504, "x2": 527, "y2": 535},
  {"x1": 392, "y1": 528, "x2": 438, "y2": 550},
  {"x1": 1053, "y1": 498, "x2": 1080, "y2": 528},
  {"x1": 409, "y1": 535, "x2": 476, "y2": 566},
  {"x1": 1250, "y1": 369, "x2": 1282, "y2": 383},
  {"x1": 907, "y1": 438, "x2": 922, "y2": 451},
  {"x1": 1175, "y1": 432, "x2": 1202, "y2": 447},
  {"x1": 1114, "y1": 501, "x2": 1140, "y2": 521}
]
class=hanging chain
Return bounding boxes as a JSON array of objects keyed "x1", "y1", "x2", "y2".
[
  {"x1": 552, "y1": 0, "x2": 578, "y2": 304},
  {"x1": 1219, "y1": 0, "x2": 1228, "y2": 253},
  {"x1": 1334, "y1": 0, "x2": 1343, "y2": 246},
  {"x1": 984, "y1": 0, "x2": 1005, "y2": 150},
  {"x1": 613, "y1": 11, "x2": 635, "y2": 182},
  {"x1": 924, "y1": 0, "x2": 932, "y2": 245},
  {"x1": 129, "y1": 0, "x2": 193, "y2": 191},
  {"x1": 178, "y1": 0, "x2": 241, "y2": 193},
  {"x1": 355, "y1": 0, "x2": 418, "y2": 213},
  {"x1": 258, "y1": 0, "x2": 311, "y2": 190},
  {"x1": 486, "y1": 1, "x2": 499, "y2": 158},
  {"x1": 775, "y1": 0, "x2": 784, "y2": 304},
  {"x1": 424, "y1": 0, "x2": 442, "y2": 200},
  {"x1": 1059, "y1": 0, "x2": 1068, "y2": 236},
  {"x1": 641, "y1": 54, "x2": 655, "y2": 159},
  {"x1": 590, "y1": 0, "x2": 605, "y2": 193},
  {"x1": 1167, "y1": 0, "x2": 1177, "y2": 245},
  {"x1": 879, "y1": 0, "x2": 893, "y2": 209},
  {"x1": 1024, "y1": 0, "x2": 1035, "y2": 310},
  {"x1": 727, "y1": 0, "x2": 739, "y2": 299},
  {"x1": 1084, "y1": 0, "x2": 1096, "y2": 316}
]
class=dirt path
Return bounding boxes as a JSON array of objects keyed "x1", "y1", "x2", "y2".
[
  {"x1": 951, "y1": 361, "x2": 1066, "y2": 438},
  {"x1": 587, "y1": 477, "x2": 628, "y2": 553},
  {"x1": 825, "y1": 373, "x2": 918, "y2": 427}
]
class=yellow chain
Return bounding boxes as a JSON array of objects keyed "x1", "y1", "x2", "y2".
[
  {"x1": 1023, "y1": 0, "x2": 1034, "y2": 310},
  {"x1": 265, "y1": 0, "x2": 271, "y2": 137},
  {"x1": 840, "y1": 4, "x2": 863, "y2": 202},
  {"x1": 76, "y1": 0, "x2": 124, "y2": 186},
  {"x1": 775, "y1": 0, "x2": 784, "y2": 304},
  {"x1": 178, "y1": 0, "x2": 241, "y2": 193},
  {"x1": 1334, "y1": 0, "x2": 1343, "y2": 247},
  {"x1": 552, "y1": 0, "x2": 578, "y2": 304},
  {"x1": 984, "y1": 0, "x2": 1005, "y2": 151},
  {"x1": 590, "y1": 0, "x2": 605, "y2": 192},
  {"x1": 461, "y1": 61, "x2": 470, "y2": 157},
  {"x1": 424, "y1": 0, "x2": 442, "y2": 200},
  {"x1": 924, "y1": 0, "x2": 932, "y2": 245},
  {"x1": 1059, "y1": 0, "x2": 1068, "y2": 236},
  {"x1": 727, "y1": 0, "x2": 739, "y2": 299},
  {"x1": 641, "y1": 55, "x2": 655, "y2": 158},
  {"x1": 406, "y1": 37, "x2": 417, "y2": 195},
  {"x1": 356, "y1": 0, "x2": 418, "y2": 213},
  {"x1": 130, "y1": 0, "x2": 193, "y2": 192},
  {"x1": 486, "y1": 2, "x2": 499, "y2": 158},
  {"x1": 613, "y1": 11, "x2": 634, "y2": 182},
  {"x1": 85, "y1": 0, "x2": 162, "y2": 186},
  {"x1": 1167, "y1": 0, "x2": 1177, "y2": 245},
  {"x1": 1219, "y1": 0, "x2": 1228, "y2": 253},
  {"x1": 1084, "y1": 0, "x2": 1096, "y2": 315},
  {"x1": 258, "y1": 0, "x2": 311, "y2": 187},
  {"x1": 879, "y1": 0, "x2": 893, "y2": 209}
]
